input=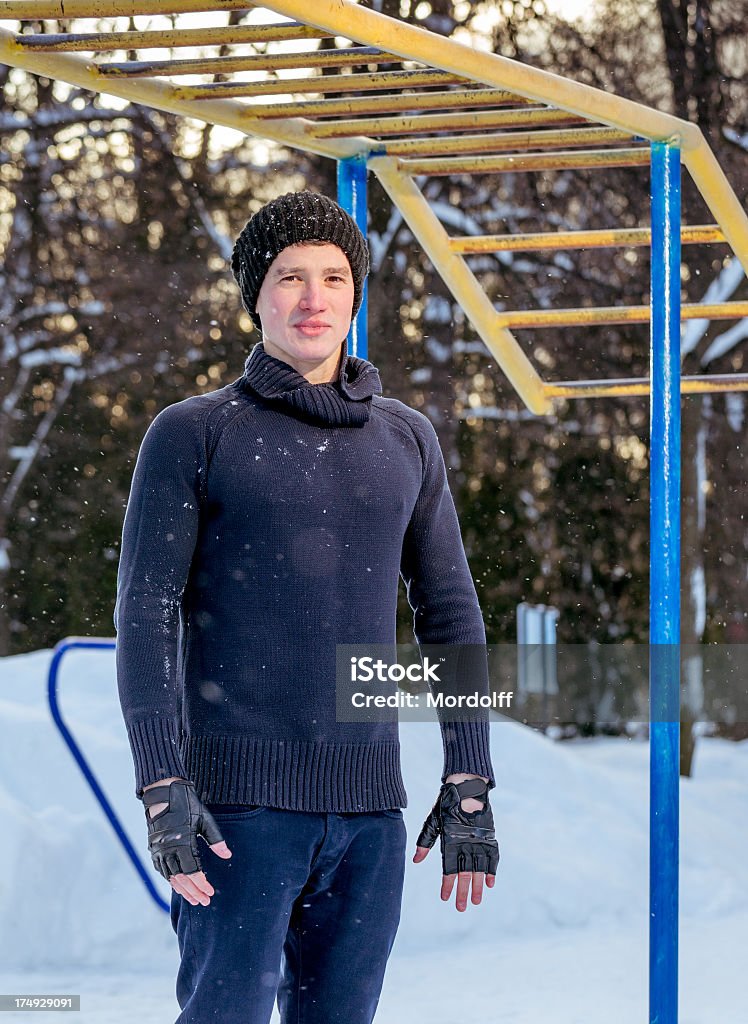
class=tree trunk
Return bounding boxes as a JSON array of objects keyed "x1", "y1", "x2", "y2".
[
  {"x1": 679, "y1": 394, "x2": 710, "y2": 776},
  {"x1": 655, "y1": 0, "x2": 692, "y2": 119}
]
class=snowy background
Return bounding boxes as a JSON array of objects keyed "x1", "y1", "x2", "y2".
[{"x1": 0, "y1": 645, "x2": 746, "y2": 1022}]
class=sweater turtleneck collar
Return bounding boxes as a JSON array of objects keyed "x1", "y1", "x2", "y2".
[{"x1": 238, "y1": 341, "x2": 382, "y2": 427}]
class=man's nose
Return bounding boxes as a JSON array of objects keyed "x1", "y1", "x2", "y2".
[{"x1": 299, "y1": 279, "x2": 326, "y2": 309}]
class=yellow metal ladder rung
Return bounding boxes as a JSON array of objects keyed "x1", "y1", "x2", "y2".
[
  {"x1": 395, "y1": 147, "x2": 652, "y2": 175},
  {"x1": 1, "y1": 0, "x2": 254, "y2": 15},
  {"x1": 222, "y1": 89, "x2": 528, "y2": 121},
  {"x1": 175, "y1": 70, "x2": 467, "y2": 100},
  {"x1": 451, "y1": 224, "x2": 727, "y2": 252},
  {"x1": 497, "y1": 301, "x2": 748, "y2": 330},
  {"x1": 308, "y1": 108, "x2": 591, "y2": 138},
  {"x1": 545, "y1": 375, "x2": 748, "y2": 399},
  {"x1": 383, "y1": 126, "x2": 633, "y2": 158},
  {"x1": 94, "y1": 47, "x2": 406, "y2": 78},
  {"x1": 14, "y1": 23, "x2": 329, "y2": 52}
]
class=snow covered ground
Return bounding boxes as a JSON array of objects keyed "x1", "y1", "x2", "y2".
[{"x1": 1, "y1": 645, "x2": 746, "y2": 1022}]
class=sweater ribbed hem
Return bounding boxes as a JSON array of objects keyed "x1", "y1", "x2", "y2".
[
  {"x1": 441, "y1": 719, "x2": 495, "y2": 789},
  {"x1": 127, "y1": 718, "x2": 187, "y2": 799},
  {"x1": 182, "y1": 735, "x2": 408, "y2": 812}
]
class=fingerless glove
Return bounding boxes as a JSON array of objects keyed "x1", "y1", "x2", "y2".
[
  {"x1": 142, "y1": 779, "x2": 225, "y2": 880},
  {"x1": 417, "y1": 778, "x2": 500, "y2": 876}
]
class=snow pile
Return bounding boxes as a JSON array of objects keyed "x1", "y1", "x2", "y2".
[
  {"x1": 0, "y1": 646, "x2": 746, "y2": 1022},
  {"x1": 0, "y1": 649, "x2": 174, "y2": 972}
]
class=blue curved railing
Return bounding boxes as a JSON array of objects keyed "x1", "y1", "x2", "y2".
[{"x1": 47, "y1": 636, "x2": 169, "y2": 914}]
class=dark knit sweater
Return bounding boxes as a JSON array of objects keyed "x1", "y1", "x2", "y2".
[{"x1": 114, "y1": 342, "x2": 494, "y2": 812}]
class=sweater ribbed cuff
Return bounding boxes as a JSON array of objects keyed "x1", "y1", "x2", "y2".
[
  {"x1": 126, "y1": 718, "x2": 187, "y2": 799},
  {"x1": 440, "y1": 719, "x2": 495, "y2": 789}
]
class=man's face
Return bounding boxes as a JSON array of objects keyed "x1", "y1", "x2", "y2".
[{"x1": 255, "y1": 242, "x2": 355, "y2": 379}]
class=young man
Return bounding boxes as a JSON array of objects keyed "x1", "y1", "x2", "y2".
[{"x1": 115, "y1": 191, "x2": 499, "y2": 1024}]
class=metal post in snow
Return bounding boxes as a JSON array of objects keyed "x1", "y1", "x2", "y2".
[
  {"x1": 337, "y1": 156, "x2": 369, "y2": 360},
  {"x1": 649, "y1": 141, "x2": 681, "y2": 1024},
  {"x1": 48, "y1": 637, "x2": 169, "y2": 913}
]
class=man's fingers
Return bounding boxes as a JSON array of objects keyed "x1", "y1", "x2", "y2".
[
  {"x1": 186, "y1": 869, "x2": 214, "y2": 897},
  {"x1": 170, "y1": 876, "x2": 206, "y2": 907},
  {"x1": 441, "y1": 871, "x2": 491, "y2": 909},
  {"x1": 471, "y1": 871, "x2": 484, "y2": 905},
  {"x1": 209, "y1": 840, "x2": 232, "y2": 859},
  {"x1": 413, "y1": 845, "x2": 430, "y2": 864},
  {"x1": 440, "y1": 873, "x2": 456, "y2": 901},
  {"x1": 170, "y1": 870, "x2": 214, "y2": 906},
  {"x1": 455, "y1": 870, "x2": 471, "y2": 911},
  {"x1": 440, "y1": 871, "x2": 475, "y2": 910}
]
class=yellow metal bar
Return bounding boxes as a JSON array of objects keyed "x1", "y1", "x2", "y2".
[
  {"x1": 369, "y1": 156, "x2": 551, "y2": 415},
  {"x1": 97, "y1": 47, "x2": 402, "y2": 78},
  {"x1": 0, "y1": 27, "x2": 370, "y2": 161},
  {"x1": 1, "y1": 0, "x2": 255, "y2": 14},
  {"x1": 262, "y1": 0, "x2": 698, "y2": 145},
  {"x1": 451, "y1": 224, "x2": 726, "y2": 253},
  {"x1": 497, "y1": 302, "x2": 748, "y2": 330},
  {"x1": 545, "y1": 374, "x2": 748, "y2": 399},
  {"x1": 684, "y1": 147, "x2": 748, "y2": 274},
  {"x1": 395, "y1": 147, "x2": 651, "y2": 176},
  {"x1": 218, "y1": 89, "x2": 526, "y2": 120},
  {"x1": 259, "y1": 0, "x2": 748, "y2": 277},
  {"x1": 384, "y1": 126, "x2": 632, "y2": 158},
  {"x1": 179, "y1": 69, "x2": 464, "y2": 99},
  {"x1": 16, "y1": 24, "x2": 328, "y2": 52},
  {"x1": 310, "y1": 107, "x2": 589, "y2": 139}
]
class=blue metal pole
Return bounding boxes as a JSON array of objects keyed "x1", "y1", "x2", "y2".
[
  {"x1": 337, "y1": 156, "x2": 369, "y2": 360},
  {"x1": 649, "y1": 142, "x2": 681, "y2": 1024},
  {"x1": 48, "y1": 637, "x2": 169, "y2": 913}
]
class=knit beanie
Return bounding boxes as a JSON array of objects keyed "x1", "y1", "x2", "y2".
[{"x1": 231, "y1": 191, "x2": 370, "y2": 332}]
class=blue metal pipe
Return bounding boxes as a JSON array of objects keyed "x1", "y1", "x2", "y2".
[
  {"x1": 649, "y1": 142, "x2": 681, "y2": 1024},
  {"x1": 48, "y1": 637, "x2": 169, "y2": 913},
  {"x1": 337, "y1": 156, "x2": 369, "y2": 360}
]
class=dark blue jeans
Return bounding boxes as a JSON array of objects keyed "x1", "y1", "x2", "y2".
[{"x1": 170, "y1": 806, "x2": 407, "y2": 1024}]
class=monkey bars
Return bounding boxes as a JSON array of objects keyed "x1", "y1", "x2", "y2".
[
  {"x1": 2, "y1": 5, "x2": 747, "y2": 1023},
  {"x1": 1, "y1": 0, "x2": 746, "y2": 415}
]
